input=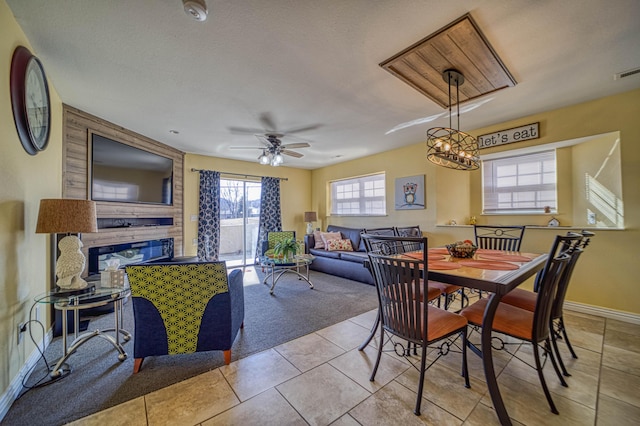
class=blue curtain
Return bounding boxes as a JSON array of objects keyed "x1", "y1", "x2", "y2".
[
  {"x1": 256, "y1": 177, "x2": 282, "y2": 260},
  {"x1": 197, "y1": 171, "x2": 221, "y2": 261}
]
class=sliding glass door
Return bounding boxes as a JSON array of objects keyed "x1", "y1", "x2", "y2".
[{"x1": 218, "y1": 179, "x2": 261, "y2": 267}]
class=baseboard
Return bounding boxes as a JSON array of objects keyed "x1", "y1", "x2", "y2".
[
  {"x1": 564, "y1": 301, "x2": 640, "y2": 325},
  {"x1": 0, "y1": 328, "x2": 53, "y2": 422}
]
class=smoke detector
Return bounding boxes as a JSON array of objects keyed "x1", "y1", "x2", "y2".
[{"x1": 183, "y1": 0, "x2": 208, "y2": 22}]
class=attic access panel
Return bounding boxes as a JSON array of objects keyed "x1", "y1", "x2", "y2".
[{"x1": 380, "y1": 13, "x2": 516, "y2": 108}]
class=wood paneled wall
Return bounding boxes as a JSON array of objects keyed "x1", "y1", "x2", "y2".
[{"x1": 62, "y1": 105, "x2": 184, "y2": 270}]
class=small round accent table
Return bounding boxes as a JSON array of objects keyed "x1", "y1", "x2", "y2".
[
  {"x1": 260, "y1": 254, "x2": 315, "y2": 295},
  {"x1": 35, "y1": 286, "x2": 131, "y2": 378}
]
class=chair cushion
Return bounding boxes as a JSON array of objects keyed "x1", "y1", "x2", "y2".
[
  {"x1": 460, "y1": 299, "x2": 533, "y2": 341},
  {"x1": 327, "y1": 239, "x2": 353, "y2": 252},
  {"x1": 426, "y1": 305, "x2": 468, "y2": 342},
  {"x1": 500, "y1": 288, "x2": 537, "y2": 312},
  {"x1": 429, "y1": 280, "x2": 462, "y2": 295}
]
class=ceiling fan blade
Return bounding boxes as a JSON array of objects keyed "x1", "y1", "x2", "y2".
[
  {"x1": 281, "y1": 149, "x2": 304, "y2": 158},
  {"x1": 280, "y1": 124, "x2": 322, "y2": 134},
  {"x1": 228, "y1": 126, "x2": 267, "y2": 135},
  {"x1": 259, "y1": 112, "x2": 277, "y2": 132},
  {"x1": 281, "y1": 142, "x2": 310, "y2": 149},
  {"x1": 229, "y1": 146, "x2": 263, "y2": 150},
  {"x1": 255, "y1": 134, "x2": 278, "y2": 147}
]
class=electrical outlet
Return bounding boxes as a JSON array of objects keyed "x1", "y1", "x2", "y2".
[
  {"x1": 587, "y1": 211, "x2": 596, "y2": 225},
  {"x1": 192, "y1": 238, "x2": 197, "y2": 245},
  {"x1": 17, "y1": 322, "x2": 26, "y2": 345},
  {"x1": 190, "y1": 214, "x2": 198, "y2": 222}
]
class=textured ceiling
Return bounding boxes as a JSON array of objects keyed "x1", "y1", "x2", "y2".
[{"x1": 6, "y1": 0, "x2": 640, "y2": 169}]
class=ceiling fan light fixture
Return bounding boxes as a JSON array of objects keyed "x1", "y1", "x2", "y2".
[
  {"x1": 426, "y1": 69, "x2": 479, "y2": 171},
  {"x1": 183, "y1": 0, "x2": 208, "y2": 22},
  {"x1": 258, "y1": 150, "x2": 270, "y2": 165}
]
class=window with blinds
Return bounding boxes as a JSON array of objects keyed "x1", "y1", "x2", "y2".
[
  {"x1": 482, "y1": 150, "x2": 557, "y2": 213},
  {"x1": 330, "y1": 173, "x2": 386, "y2": 216}
]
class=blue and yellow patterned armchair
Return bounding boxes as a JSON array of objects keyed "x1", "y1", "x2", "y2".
[{"x1": 125, "y1": 261, "x2": 244, "y2": 373}]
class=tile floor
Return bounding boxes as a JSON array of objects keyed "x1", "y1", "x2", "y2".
[{"x1": 69, "y1": 270, "x2": 640, "y2": 426}]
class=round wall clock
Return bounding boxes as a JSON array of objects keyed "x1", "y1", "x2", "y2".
[{"x1": 10, "y1": 46, "x2": 51, "y2": 155}]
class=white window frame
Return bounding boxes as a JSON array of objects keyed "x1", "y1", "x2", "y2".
[
  {"x1": 482, "y1": 150, "x2": 557, "y2": 214},
  {"x1": 329, "y1": 173, "x2": 386, "y2": 216}
]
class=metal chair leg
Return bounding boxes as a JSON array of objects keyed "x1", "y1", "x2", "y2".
[{"x1": 533, "y1": 342, "x2": 559, "y2": 415}]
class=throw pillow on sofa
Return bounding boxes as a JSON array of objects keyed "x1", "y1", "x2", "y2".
[
  {"x1": 313, "y1": 230, "x2": 326, "y2": 249},
  {"x1": 320, "y1": 231, "x2": 342, "y2": 248},
  {"x1": 327, "y1": 239, "x2": 353, "y2": 252}
]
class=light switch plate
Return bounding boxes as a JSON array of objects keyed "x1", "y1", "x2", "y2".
[{"x1": 587, "y1": 211, "x2": 596, "y2": 225}]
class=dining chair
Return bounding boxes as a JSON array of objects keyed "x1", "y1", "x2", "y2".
[
  {"x1": 500, "y1": 230, "x2": 594, "y2": 376},
  {"x1": 472, "y1": 224, "x2": 527, "y2": 300},
  {"x1": 474, "y1": 225, "x2": 526, "y2": 251},
  {"x1": 361, "y1": 234, "x2": 470, "y2": 416},
  {"x1": 460, "y1": 233, "x2": 583, "y2": 414}
]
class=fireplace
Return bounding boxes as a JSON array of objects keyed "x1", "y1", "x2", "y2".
[{"x1": 87, "y1": 238, "x2": 174, "y2": 276}]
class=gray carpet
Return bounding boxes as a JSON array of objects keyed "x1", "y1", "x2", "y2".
[{"x1": 4, "y1": 270, "x2": 377, "y2": 426}]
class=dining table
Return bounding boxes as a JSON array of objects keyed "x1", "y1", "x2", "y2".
[{"x1": 359, "y1": 247, "x2": 548, "y2": 426}]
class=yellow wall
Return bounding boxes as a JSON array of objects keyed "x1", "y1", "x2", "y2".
[
  {"x1": 311, "y1": 89, "x2": 640, "y2": 315},
  {"x1": 183, "y1": 154, "x2": 312, "y2": 256},
  {"x1": 0, "y1": 0, "x2": 63, "y2": 399}
]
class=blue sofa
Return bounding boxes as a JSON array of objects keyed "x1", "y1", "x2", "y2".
[{"x1": 304, "y1": 225, "x2": 374, "y2": 284}]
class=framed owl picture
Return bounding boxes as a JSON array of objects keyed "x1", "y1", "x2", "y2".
[{"x1": 395, "y1": 175, "x2": 425, "y2": 210}]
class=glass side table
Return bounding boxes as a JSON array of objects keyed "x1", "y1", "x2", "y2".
[
  {"x1": 35, "y1": 286, "x2": 131, "y2": 377},
  {"x1": 260, "y1": 254, "x2": 315, "y2": 294}
]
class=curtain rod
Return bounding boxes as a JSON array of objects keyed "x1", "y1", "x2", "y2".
[{"x1": 190, "y1": 168, "x2": 288, "y2": 181}]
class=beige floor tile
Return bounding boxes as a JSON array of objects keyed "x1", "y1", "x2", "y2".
[
  {"x1": 602, "y1": 344, "x2": 640, "y2": 376},
  {"x1": 596, "y1": 394, "x2": 640, "y2": 426},
  {"x1": 349, "y1": 380, "x2": 462, "y2": 425},
  {"x1": 463, "y1": 401, "x2": 525, "y2": 426},
  {"x1": 604, "y1": 325, "x2": 640, "y2": 354},
  {"x1": 394, "y1": 361, "x2": 486, "y2": 420},
  {"x1": 277, "y1": 363, "x2": 370, "y2": 426},
  {"x1": 605, "y1": 318, "x2": 640, "y2": 337},
  {"x1": 561, "y1": 312, "x2": 604, "y2": 353},
  {"x1": 316, "y1": 319, "x2": 371, "y2": 351},
  {"x1": 201, "y1": 388, "x2": 306, "y2": 426},
  {"x1": 67, "y1": 397, "x2": 147, "y2": 426},
  {"x1": 481, "y1": 372, "x2": 596, "y2": 425},
  {"x1": 274, "y1": 332, "x2": 345, "y2": 372},
  {"x1": 599, "y1": 365, "x2": 640, "y2": 408},
  {"x1": 145, "y1": 369, "x2": 239, "y2": 426},
  {"x1": 329, "y1": 414, "x2": 361, "y2": 425},
  {"x1": 329, "y1": 345, "x2": 409, "y2": 392},
  {"x1": 347, "y1": 309, "x2": 378, "y2": 329},
  {"x1": 219, "y1": 348, "x2": 300, "y2": 401},
  {"x1": 502, "y1": 343, "x2": 600, "y2": 408}
]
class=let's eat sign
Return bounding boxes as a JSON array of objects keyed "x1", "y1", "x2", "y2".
[{"x1": 478, "y1": 122, "x2": 540, "y2": 149}]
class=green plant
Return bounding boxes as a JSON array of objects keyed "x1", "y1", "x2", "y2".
[{"x1": 273, "y1": 238, "x2": 299, "y2": 259}]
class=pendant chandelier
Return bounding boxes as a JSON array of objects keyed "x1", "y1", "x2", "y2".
[{"x1": 426, "y1": 69, "x2": 479, "y2": 170}]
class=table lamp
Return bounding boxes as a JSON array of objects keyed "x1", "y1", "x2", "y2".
[
  {"x1": 304, "y1": 211, "x2": 317, "y2": 235},
  {"x1": 36, "y1": 199, "x2": 98, "y2": 292}
]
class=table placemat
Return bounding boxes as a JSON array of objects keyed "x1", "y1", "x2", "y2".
[
  {"x1": 478, "y1": 254, "x2": 534, "y2": 262},
  {"x1": 404, "y1": 251, "x2": 445, "y2": 261},
  {"x1": 458, "y1": 260, "x2": 520, "y2": 270},
  {"x1": 428, "y1": 248, "x2": 450, "y2": 255},
  {"x1": 428, "y1": 261, "x2": 462, "y2": 270}
]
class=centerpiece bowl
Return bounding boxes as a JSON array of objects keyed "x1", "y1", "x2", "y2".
[{"x1": 446, "y1": 240, "x2": 478, "y2": 258}]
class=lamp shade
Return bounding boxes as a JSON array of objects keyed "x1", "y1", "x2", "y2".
[
  {"x1": 36, "y1": 199, "x2": 98, "y2": 234},
  {"x1": 304, "y1": 211, "x2": 317, "y2": 222}
]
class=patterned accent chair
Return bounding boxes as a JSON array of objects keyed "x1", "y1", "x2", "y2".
[
  {"x1": 261, "y1": 231, "x2": 296, "y2": 258},
  {"x1": 125, "y1": 261, "x2": 244, "y2": 373}
]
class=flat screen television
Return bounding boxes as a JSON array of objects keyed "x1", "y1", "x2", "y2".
[{"x1": 91, "y1": 133, "x2": 173, "y2": 205}]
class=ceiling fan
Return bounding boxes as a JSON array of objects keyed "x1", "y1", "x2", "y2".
[{"x1": 229, "y1": 113, "x2": 319, "y2": 166}]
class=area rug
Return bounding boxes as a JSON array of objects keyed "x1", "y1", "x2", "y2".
[{"x1": 3, "y1": 270, "x2": 377, "y2": 426}]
